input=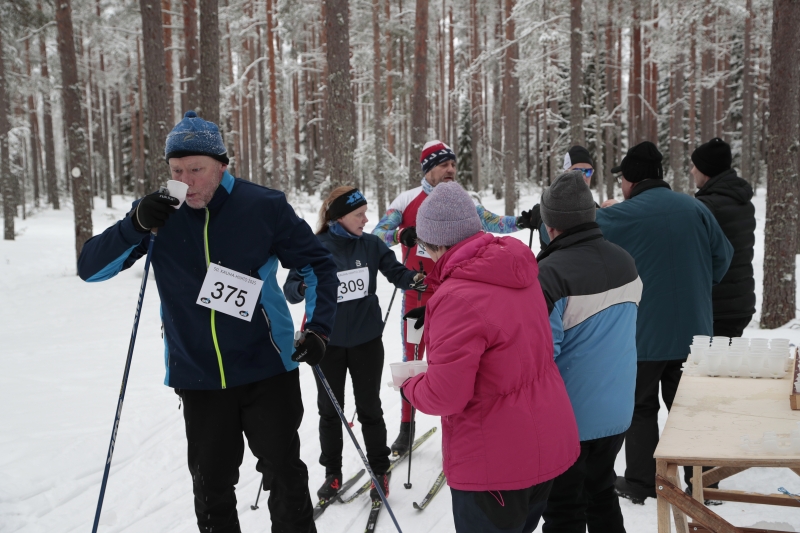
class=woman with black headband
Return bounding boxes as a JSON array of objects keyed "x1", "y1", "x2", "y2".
[{"x1": 283, "y1": 186, "x2": 426, "y2": 503}]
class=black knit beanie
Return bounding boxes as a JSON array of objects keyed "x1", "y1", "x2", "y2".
[
  {"x1": 563, "y1": 145, "x2": 594, "y2": 170},
  {"x1": 611, "y1": 141, "x2": 664, "y2": 183},
  {"x1": 691, "y1": 138, "x2": 732, "y2": 178}
]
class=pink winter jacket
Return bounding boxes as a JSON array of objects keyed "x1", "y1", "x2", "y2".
[{"x1": 402, "y1": 232, "x2": 580, "y2": 491}]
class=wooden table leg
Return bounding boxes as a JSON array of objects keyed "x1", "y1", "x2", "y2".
[
  {"x1": 693, "y1": 466, "x2": 704, "y2": 503},
  {"x1": 657, "y1": 460, "x2": 673, "y2": 533},
  {"x1": 667, "y1": 464, "x2": 688, "y2": 533}
]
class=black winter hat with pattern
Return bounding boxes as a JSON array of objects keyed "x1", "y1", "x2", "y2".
[
  {"x1": 611, "y1": 141, "x2": 664, "y2": 183},
  {"x1": 691, "y1": 137, "x2": 732, "y2": 178}
]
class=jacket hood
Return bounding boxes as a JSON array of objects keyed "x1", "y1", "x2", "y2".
[
  {"x1": 427, "y1": 232, "x2": 538, "y2": 290},
  {"x1": 696, "y1": 169, "x2": 753, "y2": 204}
]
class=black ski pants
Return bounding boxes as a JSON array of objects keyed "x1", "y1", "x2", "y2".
[
  {"x1": 178, "y1": 369, "x2": 315, "y2": 533},
  {"x1": 542, "y1": 433, "x2": 626, "y2": 533},
  {"x1": 315, "y1": 336, "x2": 391, "y2": 476},
  {"x1": 623, "y1": 359, "x2": 684, "y2": 492}
]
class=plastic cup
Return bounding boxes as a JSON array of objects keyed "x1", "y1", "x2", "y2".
[
  {"x1": 166, "y1": 180, "x2": 189, "y2": 208},
  {"x1": 405, "y1": 318, "x2": 424, "y2": 345},
  {"x1": 389, "y1": 362, "x2": 412, "y2": 387},
  {"x1": 747, "y1": 354, "x2": 765, "y2": 378},
  {"x1": 730, "y1": 337, "x2": 750, "y2": 347},
  {"x1": 706, "y1": 353, "x2": 723, "y2": 377},
  {"x1": 693, "y1": 335, "x2": 711, "y2": 347},
  {"x1": 726, "y1": 354, "x2": 743, "y2": 377},
  {"x1": 750, "y1": 338, "x2": 769, "y2": 349},
  {"x1": 408, "y1": 360, "x2": 428, "y2": 377},
  {"x1": 689, "y1": 345, "x2": 707, "y2": 364},
  {"x1": 767, "y1": 356, "x2": 786, "y2": 379}
]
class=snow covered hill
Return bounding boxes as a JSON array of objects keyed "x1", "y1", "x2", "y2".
[{"x1": 1, "y1": 188, "x2": 798, "y2": 532}]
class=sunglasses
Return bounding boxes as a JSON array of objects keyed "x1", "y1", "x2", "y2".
[{"x1": 577, "y1": 168, "x2": 594, "y2": 179}]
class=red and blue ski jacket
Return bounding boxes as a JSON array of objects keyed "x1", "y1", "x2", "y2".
[{"x1": 78, "y1": 172, "x2": 339, "y2": 390}]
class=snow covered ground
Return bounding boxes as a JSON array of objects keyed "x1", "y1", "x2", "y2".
[{"x1": 1, "y1": 186, "x2": 799, "y2": 532}]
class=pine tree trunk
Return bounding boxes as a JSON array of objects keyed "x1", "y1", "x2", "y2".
[
  {"x1": 628, "y1": 3, "x2": 641, "y2": 146},
  {"x1": 569, "y1": 0, "x2": 584, "y2": 145},
  {"x1": 470, "y1": 0, "x2": 482, "y2": 191},
  {"x1": 741, "y1": 0, "x2": 755, "y2": 187},
  {"x1": 0, "y1": 29, "x2": 13, "y2": 240},
  {"x1": 502, "y1": 0, "x2": 518, "y2": 215},
  {"x1": 688, "y1": 21, "x2": 697, "y2": 156},
  {"x1": 604, "y1": 0, "x2": 615, "y2": 200},
  {"x1": 198, "y1": 0, "x2": 220, "y2": 123},
  {"x1": 700, "y1": 1, "x2": 714, "y2": 143},
  {"x1": 183, "y1": 0, "x2": 199, "y2": 106},
  {"x1": 373, "y1": 0, "x2": 386, "y2": 216},
  {"x1": 25, "y1": 40, "x2": 40, "y2": 208},
  {"x1": 266, "y1": 0, "x2": 281, "y2": 189},
  {"x1": 162, "y1": 0, "x2": 175, "y2": 125},
  {"x1": 136, "y1": 40, "x2": 146, "y2": 196},
  {"x1": 670, "y1": 55, "x2": 686, "y2": 193},
  {"x1": 39, "y1": 30, "x2": 59, "y2": 209},
  {"x1": 55, "y1": 0, "x2": 93, "y2": 259},
  {"x1": 409, "y1": 0, "x2": 429, "y2": 187},
  {"x1": 761, "y1": 0, "x2": 800, "y2": 329},
  {"x1": 324, "y1": 0, "x2": 356, "y2": 188}
]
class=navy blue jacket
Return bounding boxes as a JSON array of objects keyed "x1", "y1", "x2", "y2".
[
  {"x1": 78, "y1": 172, "x2": 339, "y2": 389},
  {"x1": 537, "y1": 223, "x2": 641, "y2": 441},
  {"x1": 595, "y1": 180, "x2": 733, "y2": 361},
  {"x1": 284, "y1": 228, "x2": 417, "y2": 347}
]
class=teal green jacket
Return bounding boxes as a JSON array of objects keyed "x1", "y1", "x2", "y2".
[{"x1": 595, "y1": 180, "x2": 733, "y2": 362}]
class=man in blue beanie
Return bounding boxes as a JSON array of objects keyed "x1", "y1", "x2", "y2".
[{"x1": 78, "y1": 111, "x2": 339, "y2": 532}]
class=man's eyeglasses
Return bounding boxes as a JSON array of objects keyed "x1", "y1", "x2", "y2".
[{"x1": 577, "y1": 168, "x2": 594, "y2": 179}]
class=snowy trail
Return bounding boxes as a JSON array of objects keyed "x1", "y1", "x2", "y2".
[{"x1": 1, "y1": 189, "x2": 799, "y2": 532}]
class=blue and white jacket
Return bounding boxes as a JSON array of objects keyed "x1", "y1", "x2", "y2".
[
  {"x1": 536, "y1": 223, "x2": 642, "y2": 441},
  {"x1": 77, "y1": 172, "x2": 339, "y2": 390}
]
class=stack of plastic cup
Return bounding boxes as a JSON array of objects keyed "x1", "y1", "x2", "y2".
[
  {"x1": 730, "y1": 337, "x2": 750, "y2": 352},
  {"x1": 766, "y1": 339, "x2": 789, "y2": 379},
  {"x1": 689, "y1": 336, "x2": 710, "y2": 369},
  {"x1": 706, "y1": 345, "x2": 726, "y2": 377},
  {"x1": 726, "y1": 341, "x2": 746, "y2": 378},
  {"x1": 747, "y1": 339, "x2": 770, "y2": 378}
]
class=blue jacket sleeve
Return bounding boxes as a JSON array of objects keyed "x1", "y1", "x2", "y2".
[
  {"x1": 550, "y1": 298, "x2": 566, "y2": 360},
  {"x1": 282, "y1": 268, "x2": 307, "y2": 305},
  {"x1": 700, "y1": 203, "x2": 734, "y2": 284},
  {"x1": 376, "y1": 239, "x2": 417, "y2": 290},
  {"x1": 270, "y1": 199, "x2": 339, "y2": 338},
  {"x1": 77, "y1": 200, "x2": 151, "y2": 282}
]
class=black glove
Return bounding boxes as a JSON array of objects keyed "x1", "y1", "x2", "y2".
[
  {"x1": 291, "y1": 330, "x2": 327, "y2": 366},
  {"x1": 399, "y1": 226, "x2": 418, "y2": 247},
  {"x1": 403, "y1": 305, "x2": 426, "y2": 330},
  {"x1": 516, "y1": 204, "x2": 540, "y2": 230},
  {"x1": 409, "y1": 272, "x2": 427, "y2": 293},
  {"x1": 132, "y1": 190, "x2": 179, "y2": 232}
]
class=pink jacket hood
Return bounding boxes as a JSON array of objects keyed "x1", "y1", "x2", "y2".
[{"x1": 403, "y1": 232, "x2": 580, "y2": 491}]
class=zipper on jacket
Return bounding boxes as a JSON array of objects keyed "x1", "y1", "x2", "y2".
[
  {"x1": 204, "y1": 208, "x2": 227, "y2": 389},
  {"x1": 261, "y1": 308, "x2": 281, "y2": 354}
]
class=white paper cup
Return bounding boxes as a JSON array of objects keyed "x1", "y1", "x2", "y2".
[
  {"x1": 166, "y1": 180, "x2": 189, "y2": 208},
  {"x1": 390, "y1": 362, "x2": 412, "y2": 387},
  {"x1": 405, "y1": 317, "x2": 424, "y2": 345},
  {"x1": 408, "y1": 360, "x2": 428, "y2": 377}
]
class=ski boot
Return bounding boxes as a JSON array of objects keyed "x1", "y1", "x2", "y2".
[
  {"x1": 370, "y1": 471, "x2": 392, "y2": 501},
  {"x1": 613, "y1": 476, "x2": 656, "y2": 505},
  {"x1": 390, "y1": 421, "x2": 415, "y2": 456},
  {"x1": 316, "y1": 473, "x2": 342, "y2": 501}
]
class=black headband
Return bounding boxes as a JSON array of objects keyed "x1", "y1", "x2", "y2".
[{"x1": 327, "y1": 189, "x2": 368, "y2": 220}]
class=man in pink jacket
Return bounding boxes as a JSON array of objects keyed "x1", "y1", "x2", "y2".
[{"x1": 401, "y1": 182, "x2": 580, "y2": 533}]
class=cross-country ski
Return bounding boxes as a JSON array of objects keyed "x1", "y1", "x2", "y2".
[
  {"x1": 311, "y1": 469, "x2": 365, "y2": 519},
  {"x1": 413, "y1": 470, "x2": 447, "y2": 511}
]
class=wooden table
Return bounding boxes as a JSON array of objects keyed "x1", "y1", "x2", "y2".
[{"x1": 654, "y1": 373, "x2": 800, "y2": 533}]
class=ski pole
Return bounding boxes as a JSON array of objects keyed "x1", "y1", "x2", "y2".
[
  {"x1": 382, "y1": 246, "x2": 412, "y2": 327},
  {"x1": 528, "y1": 227, "x2": 534, "y2": 250},
  {"x1": 251, "y1": 478, "x2": 264, "y2": 510},
  {"x1": 91, "y1": 230, "x2": 156, "y2": 533},
  {"x1": 313, "y1": 365, "x2": 404, "y2": 533}
]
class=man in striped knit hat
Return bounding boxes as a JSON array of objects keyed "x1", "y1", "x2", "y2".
[{"x1": 373, "y1": 139, "x2": 529, "y2": 455}]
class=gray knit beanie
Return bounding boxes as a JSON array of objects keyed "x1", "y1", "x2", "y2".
[
  {"x1": 416, "y1": 182, "x2": 482, "y2": 247},
  {"x1": 540, "y1": 170, "x2": 596, "y2": 231}
]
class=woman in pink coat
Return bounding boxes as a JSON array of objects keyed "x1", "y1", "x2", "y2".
[{"x1": 401, "y1": 182, "x2": 579, "y2": 533}]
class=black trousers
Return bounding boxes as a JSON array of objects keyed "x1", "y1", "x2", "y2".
[
  {"x1": 315, "y1": 336, "x2": 391, "y2": 476},
  {"x1": 542, "y1": 433, "x2": 626, "y2": 533},
  {"x1": 623, "y1": 359, "x2": 684, "y2": 491},
  {"x1": 178, "y1": 369, "x2": 315, "y2": 533}
]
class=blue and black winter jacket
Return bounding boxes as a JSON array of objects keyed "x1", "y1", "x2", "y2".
[
  {"x1": 78, "y1": 172, "x2": 339, "y2": 390},
  {"x1": 537, "y1": 223, "x2": 642, "y2": 441},
  {"x1": 284, "y1": 226, "x2": 417, "y2": 348}
]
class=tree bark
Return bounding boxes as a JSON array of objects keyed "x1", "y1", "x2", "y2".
[
  {"x1": 38, "y1": 28, "x2": 59, "y2": 209},
  {"x1": 569, "y1": 0, "x2": 584, "y2": 145},
  {"x1": 266, "y1": 0, "x2": 281, "y2": 189},
  {"x1": 25, "y1": 40, "x2": 40, "y2": 208},
  {"x1": 373, "y1": 0, "x2": 386, "y2": 215},
  {"x1": 0, "y1": 29, "x2": 13, "y2": 240},
  {"x1": 183, "y1": 0, "x2": 199, "y2": 107},
  {"x1": 139, "y1": 0, "x2": 170, "y2": 192},
  {"x1": 688, "y1": 21, "x2": 697, "y2": 156},
  {"x1": 162, "y1": 0, "x2": 175, "y2": 125},
  {"x1": 503, "y1": 0, "x2": 518, "y2": 215},
  {"x1": 604, "y1": 0, "x2": 615, "y2": 200},
  {"x1": 700, "y1": 1, "x2": 715, "y2": 143},
  {"x1": 741, "y1": 0, "x2": 755, "y2": 187},
  {"x1": 198, "y1": 0, "x2": 220, "y2": 123},
  {"x1": 409, "y1": 0, "x2": 429, "y2": 187},
  {"x1": 470, "y1": 0, "x2": 482, "y2": 191},
  {"x1": 55, "y1": 0, "x2": 93, "y2": 259},
  {"x1": 628, "y1": 2, "x2": 641, "y2": 146},
  {"x1": 324, "y1": 0, "x2": 356, "y2": 187},
  {"x1": 761, "y1": 0, "x2": 800, "y2": 329}
]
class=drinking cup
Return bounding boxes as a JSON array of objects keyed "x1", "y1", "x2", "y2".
[
  {"x1": 389, "y1": 362, "x2": 413, "y2": 387},
  {"x1": 166, "y1": 180, "x2": 189, "y2": 208},
  {"x1": 705, "y1": 353, "x2": 723, "y2": 377},
  {"x1": 692, "y1": 335, "x2": 711, "y2": 347},
  {"x1": 689, "y1": 345, "x2": 707, "y2": 364},
  {"x1": 750, "y1": 338, "x2": 769, "y2": 349},
  {"x1": 405, "y1": 318, "x2": 424, "y2": 345},
  {"x1": 726, "y1": 354, "x2": 743, "y2": 377},
  {"x1": 747, "y1": 354, "x2": 765, "y2": 378},
  {"x1": 408, "y1": 360, "x2": 428, "y2": 377},
  {"x1": 767, "y1": 356, "x2": 786, "y2": 379},
  {"x1": 730, "y1": 337, "x2": 750, "y2": 347}
]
